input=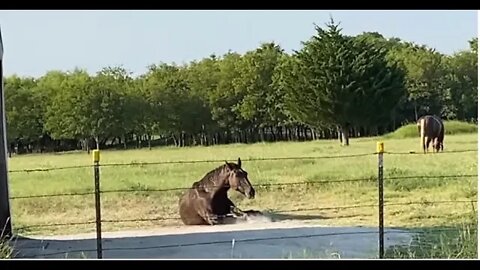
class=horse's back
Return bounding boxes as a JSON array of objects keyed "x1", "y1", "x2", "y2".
[{"x1": 422, "y1": 115, "x2": 443, "y2": 137}]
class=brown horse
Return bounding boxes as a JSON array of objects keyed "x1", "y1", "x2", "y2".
[
  {"x1": 178, "y1": 158, "x2": 261, "y2": 225},
  {"x1": 417, "y1": 115, "x2": 444, "y2": 153}
]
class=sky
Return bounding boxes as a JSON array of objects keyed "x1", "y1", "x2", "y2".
[{"x1": 0, "y1": 10, "x2": 478, "y2": 78}]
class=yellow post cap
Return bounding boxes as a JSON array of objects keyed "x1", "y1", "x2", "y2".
[
  {"x1": 93, "y1": 149, "x2": 100, "y2": 163},
  {"x1": 377, "y1": 142, "x2": 384, "y2": 153}
]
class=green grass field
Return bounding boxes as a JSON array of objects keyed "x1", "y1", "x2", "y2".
[{"x1": 4, "y1": 128, "x2": 478, "y2": 258}]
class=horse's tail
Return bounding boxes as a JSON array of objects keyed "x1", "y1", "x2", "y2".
[{"x1": 419, "y1": 118, "x2": 426, "y2": 153}]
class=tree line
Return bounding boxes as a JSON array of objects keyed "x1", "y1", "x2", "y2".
[{"x1": 4, "y1": 19, "x2": 478, "y2": 154}]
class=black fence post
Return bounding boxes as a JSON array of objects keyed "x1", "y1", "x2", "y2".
[
  {"x1": 0, "y1": 27, "x2": 13, "y2": 239},
  {"x1": 377, "y1": 142, "x2": 384, "y2": 259},
  {"x1": 93, "y1": 149, "x2": 103, "y2": 259}
]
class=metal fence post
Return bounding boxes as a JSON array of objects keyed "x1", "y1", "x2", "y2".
[
  {"x1": 377, "y1": 142, "x2": 384, "y2": 259},
  {"x1": 93, "y1": 149, "x2": 102, "y2": 259}
]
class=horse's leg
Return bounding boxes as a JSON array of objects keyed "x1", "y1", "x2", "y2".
[
  {"x1": 195, "y1": 201, "x2": 219, "y2": 225},
  {"x1": 435, "y1": 138, "x2": 441, "y2": 153},
  {"x1": 230, "y1": 205, "x2": 247, "y2": 218},
  {"x1": 426, "y1": 137, "x2": 431, "y2": 153},
  {"x1": 227, "y1": 200, "x2": 263, "y2": 218},
  {"x1": 223, "y1": 198, "x2": 245, "y2": 218},
  {"x1": 422, "y1": 136, "x2": 426, "y2": 154}
]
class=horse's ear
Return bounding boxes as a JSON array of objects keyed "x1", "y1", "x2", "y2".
[
  {"x1": 237, "y1": 157, "x2": 242, "y2": 168},
  {"x1": 225, "y1": 161, "x2": 233, "y2": 170}
]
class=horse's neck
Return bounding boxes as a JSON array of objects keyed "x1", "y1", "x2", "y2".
[
  {"x1": 207, "y1": 178, "x2": 229, "y2": 194},
  {"x1": 198, "y1": 172, "x2": 229, "y2": 194},
  {"x1": 211, "y1": 186, "x2": 229, "y2": 200}
]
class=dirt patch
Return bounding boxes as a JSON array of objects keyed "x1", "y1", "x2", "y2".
[{"x1": 13, "y1": 218, "x2": 414, "y2": 259}]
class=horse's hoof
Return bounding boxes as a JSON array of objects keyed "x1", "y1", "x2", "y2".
[{"x1": 245, "y1": 210, "x2": 263, "y2": 216}]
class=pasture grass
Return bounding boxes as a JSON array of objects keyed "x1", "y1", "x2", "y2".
[
  {"x1": 385, "y1": 221, "x2": 478, "y2": 259},
  {"x1": 6, "y1": 133, "x2": 478, "y2": 258},
  {"x1": 383, "y1": 120, "x2": 477, "y2": 139},
  {"x1": 0, "y1": 238, "x2": 13, "y2": 259}
]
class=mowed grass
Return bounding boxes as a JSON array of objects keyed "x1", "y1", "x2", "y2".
[
  {"x1": 383, "y1": 120, "x2": 478, "y2": 139},
  {"x1": 7, "y1": 133, "x2": 477, "y2": 241}
]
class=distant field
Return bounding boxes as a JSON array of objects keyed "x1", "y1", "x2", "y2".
[
  {"x1": 6, "y1": 131, "x2": 476, "y2": 238},
  {"x1": 383, "y1": 120, "x2": 477, "y2": 139}
]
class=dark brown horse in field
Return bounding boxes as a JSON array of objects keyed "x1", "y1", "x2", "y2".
[
  {"x1": 417, "y1": 115, "x2": 444, "y2": 153},
  {"x1": 179, "y1": 158, "x2": 262, "y2": 225}
]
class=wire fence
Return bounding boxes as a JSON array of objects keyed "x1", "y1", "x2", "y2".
[
  {"x1": 5, "y1": 147, "x2": 478, "y2": 259},
  {"x1": 14, "y1": 199, "x2": 477, "y2": 231},
  {"x1": 6, "y1": 148, "x2": 477, "y2": 174}
]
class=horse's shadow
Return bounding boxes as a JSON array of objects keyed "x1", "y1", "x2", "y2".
[
  {"x1": 267, "y1": 212, "x2": 326, "y2": 221},
  {"x1": 258, "y1": 211, "x2": 363, "y2": 223}
]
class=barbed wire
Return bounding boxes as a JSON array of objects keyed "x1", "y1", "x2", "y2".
[
  {"x1": 384, "y1": 149, "x2": 477, "y2": 155},
  {"x1": 16, "y1": 221, "x2": 97, "y2": 230},
  {"x1": 7, "y1": 149, "x2": 477, "y2": 174},
  {"x1": 23, "y1": 227, "x2": 477, "y2": 258},
  {"x1": 385, "y1": 174, "x2": 477, "y2": 180},
  {"x1": 9, "y1": 176, "x2": 376, "y2": 199},
  {"x1": 7, "y1": 152, "x2": 378, "y2": 174},
  {"x1": 104, "y1": 199, "x2": 478, "y2": 223},
  {"x1": 10, "y1": 172, "x2": 476, "y2": 200},
  {"x1": 100, "y1": 177, "x2": 377, "y2": 195},
  {"x1": 8, "y1": 164, "x2": 93, "y2": 174},
  {"x1": 10, "y1": 191, "x2": 95, "y2": 200},
  {"x1": 15, "y1": 199, "x2": 476, "y2": 230}
]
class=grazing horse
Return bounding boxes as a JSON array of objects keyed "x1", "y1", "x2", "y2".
[
  {"x1": 179, "y1": 158, "x2": 261, "y2": 225},
  {"x1": 417, "y1": 115, "x2": 445, "y2": 153}
]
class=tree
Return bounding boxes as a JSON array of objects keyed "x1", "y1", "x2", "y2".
[
  {"x1": 441, "y1": 38, "x2": 477, "y2": 121},
  {"x1": 89, "y1": 66, "x2": 132, "y2": 149},
  {"x1": 44, "y1": 69, "x2": 91, "y2": 144},
  {"x1": 234, "y1": 42, "x2": 287, "y2": 141},
  {"x1": 281, "y1": 19, "x2": 405, "y2": 145},
  {"x1": 4, "y1": 76, "x2": 44, "y2": 149}
]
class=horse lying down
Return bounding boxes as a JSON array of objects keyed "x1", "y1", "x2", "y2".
[{"x1": 178, "y1": 158, "x2": 263, "y2": 225}]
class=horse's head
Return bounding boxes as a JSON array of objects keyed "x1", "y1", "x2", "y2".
[{"x1": 224, "y1": 158, "x2": 255, "y2": 199}]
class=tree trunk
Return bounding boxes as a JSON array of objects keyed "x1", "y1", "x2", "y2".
[
  {"x1": 414, "y1": 104, "x2": 418, "y2": 121},
  {"x1": 259, "y1": 127, "x2": 265, "y2": 142},
  {"x1": 341, "y1": 126, "x2": 349, "y2": 146},
  {"x1": 270, "y1": 126, "x2": 276, "y2": 141},
  {"x1": 337, "y1": 126, "x2": 343, "y2": 144},
  {"x1": 95, "y1": 136, "x2": 100, "y2": 150},
  {"x1": 172, "y1": 135, "x2": 178, "y2": 147}
]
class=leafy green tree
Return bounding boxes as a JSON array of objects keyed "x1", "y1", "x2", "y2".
[{"x1": 282, "y1": 19, "x2": 405, "y2": 145}]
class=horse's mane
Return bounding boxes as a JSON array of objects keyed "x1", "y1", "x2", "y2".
[{"x1": 192, "y1": 163, "x2": 236, "y2": 190}]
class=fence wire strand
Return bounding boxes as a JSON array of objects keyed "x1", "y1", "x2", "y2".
[
  {"x1": 15, "y1": 199, "x2": 476, "y2": 230},
  {"x1": 10, "y1": 173, "x2": 476, "y2": 200},
  {"x1": 7, "y1": 148, "x2": 477, "y2": 174},
  {"x1": 7, "y1": 152, "x2": 381, "y2": 174},
  {"x1": 385, "y1": 149, "x2": 477, "y2": 155},
  {"x1": 17, "y1": 221, "x2": 97, "y2": 230}
]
